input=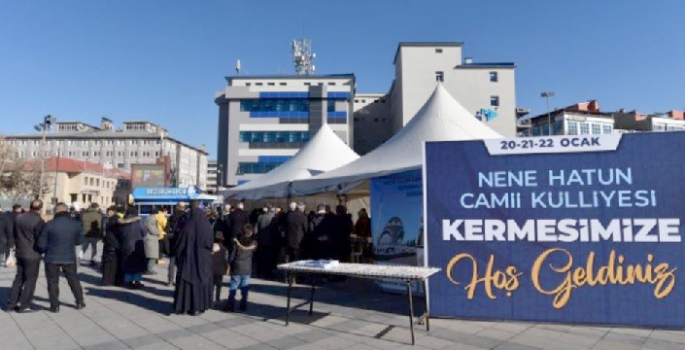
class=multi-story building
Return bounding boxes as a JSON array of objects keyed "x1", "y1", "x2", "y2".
[
  {"x1": 215, "y1": 74, "x2": 355, "y2": 186},
  {"x1": 206, "y1": 160, "x2": 222, "y2": 194},
  {"x1": 615, "y1": 110, "x2": 685, "y2": 132},
  {"x1": 39, "y1": 157, "x2": 131, "y2": 209},
  {"x1": 3, "y1": 118, "x2": 209, "y2": 189},
  {"x1": 390, "y1": 42, "x2": 517, "y2": 137},
  {"x1": 518, "y1": 100, "x2": 616, "y2": 136},
  {"x1": 353, "y1": 93, "x2": 392, "y2": 155}
]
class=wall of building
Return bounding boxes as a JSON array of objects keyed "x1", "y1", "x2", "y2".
[
  {"x1": 353, "y1": 93, "x2": 393, "y2": 155},
  {"x1": 45, "y1": 171, "x2": 124, "y2": 209},
  {"x1": 216, "y1": 76, "x2": 355, "y2": 187}
]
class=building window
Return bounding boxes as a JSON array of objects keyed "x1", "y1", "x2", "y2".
[
  {"x1": 82, "y1": 141, "x2": 88, "y2": 146},
  {"x1": 117, "y1": 163, "x2": 125, "y2": 169},
  {"x1": 240, "y1": 99, "x2": 310, "y2": 112},
  {"x1": 82, "y1": 151, "x2": 89, "y2": 157},
  {"x1": 435, "y1": 48, "x2": 443, "y2": 53},
  {"x1": 603, "y1": 125, "x2": 613, "y2": 134},
  {"x1": 489, "y1": 72, "x2": 498, "y2": 82},
  {"x1": 580, "y1": 123, "x2": 590, "y2": 135},
  {"x1": 653, "y1": 124, "x2": 666, "y2": 132},
  {"x1": 255, "y1": 82, "x2": 263, "y2": 86},
  {"x1": 279, "y1": 82, "x2": 287, "y2": 86},
  {"x1": 304, "y1": 82, "x2": 311, "y2": 86},
  {"x1": 328, "y1": 82, "x2": 336, "y2": 86},
  {"x1": 90, "y1": 178, "x2": 94, "y2": 186},
  {"x1": 239, "y1": 131, "x2": 310, "y2": 144},
  {"x1": 245, "y1": 82, "x2": 251, "y2": 86},
  {"x1": 591, "y1": 124, "x2": 601, "y2": 135},
  {"x1": 130, "y1": 151, "x2": 138, "y2": 157},
  {"x1": 490, "y1": 96, "x2": 500, "y2": 107},
  {"x1": 435, "y1": 71, "x2": 444, "y2": 82},
  {"x1": 567, "y1": 121, "x2": 578, "y2": 135},
  {"x1": 84, "y1": 176, "x2": 88, "y2": 185},
  {"x1": 267, "y1": 82, "x2": 275, "y2": 86}
]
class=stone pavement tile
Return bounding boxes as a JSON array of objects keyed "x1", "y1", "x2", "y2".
[
  {"x1": 157, "y1": 328, "x2": 195, "y2": 342},
  {"x1": 169, "y1": 335, "x2": 226, "y2": 350},
  {"x1": 457, "y1": 334, "x2": 504, "y2": 349},
  {"x1": 232, "y1": 323, "x2": 287, "y2": 341},
  {"x1": 311, "y1": 335, "x2": 360, "y2": 350},
  {"x1": 289, "y1": 344, "x2": 329, "y2": 350},
  {"x1": 650, "y1": 330, "x2": 685, "y2": 344},
  {"x1": 476, "y1": 328, "x2": 518, "y2": 341},
  {"x1": 642, "y1": 338, "x2": 684, "y2": 350},
  {"x1": 565, "y1": 326, "x2": 609, "y2": 340},
  {"x1": 32, "y1": 336, "x2": 81, "y2": 350},
  {"x1": 608, "y1": 326, "x2": 653, "y2": 337},
  {"x1": 83, "y1": 340, "x2": 132, "y2": 350},
  {"x1": 441, "y1": 344, "x2": 489, "y2": 350},
  {"x1": 590, "y1": 339, "x2": 641, "y2": 350},
  {"x1": 490, "y1": 322, "x2": 533, "y2": 334},
  {"x1": 122, "y1": 334, "x2": 167, "y2": 349},
  {"x1": 439, "y1": 321, "x2": 488, "y2": 335},
  {"x1": 291, "y1": 329, "x2": 336, "y2": 343},
  {"x1": 266, "y1": 336, "x2": 310, "y2": 350},
  {"x1": 599, "y1": 332, "x2": 647, "y2": 347},
  {"x1": 63, "y1": 327, "x2": 119, "y2": 347},
  {"x1": 202, "y1": 329, "x2": 260, "y2": 349},
  {"x1": 358, "y1": 337, "x2": 408, "y2": 350},
  {"x1": 493, "y1": 342, "x2": 542, "y2": 350},
  {"x1": 413, "y1": 334, "x2": 456, "y2": 349},
  {"x1": 535, "y1": 323, "x2": 574, "y2": 333},
  {"x1": 429, "y1": 327, "x2": 471, "y2": 343},
  {"x1": 234, "y1": 344, "x2": 278, "y2": 350},
  {"x1": 134, "y1": 316, "x2": 183, "y2": 333},
  {"x1": 216, "y1": 316, "x2": 259, "y2": 329},
  {"x1": 186, "y1": 321, "x2": 225, "y2": 335}
]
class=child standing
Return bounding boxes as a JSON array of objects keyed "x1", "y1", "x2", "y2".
[
  {"x1": 225, "y1": 223, "x2": 257, "y2": 312},
  {"x1": 211, "y1": 232, "x2": 229, "y2": 305}
]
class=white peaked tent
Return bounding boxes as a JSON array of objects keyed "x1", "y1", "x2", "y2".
[
  {"x1": 224, "y1": 123, "x2": 359, "y2": 200},
  {"x1": 290, "y1": 84, "x2": 503, "y2": 196}
]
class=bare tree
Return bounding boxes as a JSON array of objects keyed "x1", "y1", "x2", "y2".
[{"x1": 0, "y1": 138, "x2": 52, "y2": 201}]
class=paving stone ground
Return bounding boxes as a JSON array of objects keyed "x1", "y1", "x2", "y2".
[{"x1": 1, "y1": 244, "x2": 684, "y2": 350}]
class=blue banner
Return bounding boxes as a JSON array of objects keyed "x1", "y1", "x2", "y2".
[
  {"x1": 371, "y1": 170, "x2": 424, "y2": 294},
  {"x1": 424, "y1": 133, "x2": 685, "y2": 327},
  {"x1": 132, "y1": 186, "x2": 200, "y2": 201}
]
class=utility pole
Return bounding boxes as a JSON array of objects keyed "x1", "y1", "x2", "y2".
[
  {"x1": 540, "y1": 91, "x2": 555, "y2": 135},
  {"x1": 34, "y1": 115, "x2": 55, "y2": 215}
]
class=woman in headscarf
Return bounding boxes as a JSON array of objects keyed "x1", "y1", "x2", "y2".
[
  {"x1": 118, "y1": 207, "x2": 147, "y2": 289},
  {"x1": 101, "y1": 206, "x2": 121, "y2": 286},
  {"x1": 172, "y1": 200, "x2": 213, "y2": 315}
]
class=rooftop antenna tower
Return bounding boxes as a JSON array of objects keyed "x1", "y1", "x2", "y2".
[
  {"x1": 291, "y1": 38, "x2": 316, "y2": 75},
  {"x1": 236, "y1": 59, "x2": 241, "y2": 75}
]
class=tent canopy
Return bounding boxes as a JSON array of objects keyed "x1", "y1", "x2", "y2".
[
  {"x1": 224, "y1": 123, "x2": 359, "y2": 200},
  {"x1": 290, "y1": 84, "x2": 503, "y2": 196}
]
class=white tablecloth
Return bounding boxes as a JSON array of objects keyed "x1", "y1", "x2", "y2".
[{"x1": 278, "y1": 261, "x2": 441, "y2": 281}]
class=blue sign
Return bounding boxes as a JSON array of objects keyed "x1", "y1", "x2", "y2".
[
  {"x1": 132, "y1": 186, "x2": 200, "y2": 201},
  {"x1": 424, "y1": 133, "x2": 685, "y2": 327},
  {"x1": 476, "y1": 108, "x2": 498, "y2": 122},
  {"x1": 371, "y1": 170, "x2": 424, "y2": 294}
]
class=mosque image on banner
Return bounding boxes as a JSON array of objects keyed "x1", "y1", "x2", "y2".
[
  {"x1": 424, "y1": 132, "x2": 685, "y2": 328},
  {"x1": 371, "y1": 169, "x2": 424, "y2": 295},
  {"x1": 131, "y1": 164, "x2": 167, "y2": 188}
]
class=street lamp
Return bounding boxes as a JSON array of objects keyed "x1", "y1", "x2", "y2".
[
  {"x1": 540, "y1": 91, "x2": 555, "y2": 135},
  {"x1": 34, "y1": 115, "x2": 55, "y2": 212}
]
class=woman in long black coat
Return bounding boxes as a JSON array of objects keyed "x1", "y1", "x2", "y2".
[
  {"x1": 101, "y1": 207, "x2": 121, "y2": 286},
  {"x1": 118, "y1": 209, "x2": 147, "y2": 289},
  {"x1": 172, "y1": 201, "x2": 213, "y2": 315}
]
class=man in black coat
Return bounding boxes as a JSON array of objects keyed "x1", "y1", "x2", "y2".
[
  {"x1": 226, "y1": 203, "x2": 249, "y2": 250},
  {"x1": 282, "y1": 202, "x2": 308, "y2": 263},
  {"x1": 0, "y1": 205, "x2": 13, "y2": 267},
  {"x1": 165, "y1": 202, "x2": 188, "y2": 286},
  {"x1": 37, "y1": 203, "x2": 86, "y2": 313},
  {"x1": 7, "y1": 200, "x2": 45, "y2": 313}
]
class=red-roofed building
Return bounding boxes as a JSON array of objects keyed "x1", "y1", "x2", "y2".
[{"x1": 28, "y1": 157, "x2": 132, "y2": 209}]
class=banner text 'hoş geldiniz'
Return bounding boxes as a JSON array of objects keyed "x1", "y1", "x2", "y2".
[{"x1": 424, "y1": 132, "x2": 685, "y2": 327}]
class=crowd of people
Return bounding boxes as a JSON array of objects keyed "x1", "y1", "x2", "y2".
[{"x1": 0, "y1": 199, "x2": 373, "y2": 317}]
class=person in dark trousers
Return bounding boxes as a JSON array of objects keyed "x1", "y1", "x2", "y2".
[
  {"x1": 166, "y1": 202, "x2": 187, "y2": 286},
  {"x1": 6, "y1": 200, "x2": 45, "y2": 313},
  {"x1": 211, "y1": 232, "x2": 228, "y2": 306},
  {"x1": 282, "y1": 202, "x2": 307, "y2": 263},
  {"x1": 37, "y1": 203, "x2": 86, "y2": 313},
  {"x1": 225, "y1": 223, "x2": 257, "y2": 312},
  {"x1": 213, "y1": 204, "x2": 231, "y2": 242},
  {"x1": 308, "y1": 205, "x2": 336, "y2": 260},
  {"x1": 255, "y1": 207, "x2": 276, "y2": 278},
  {"x1": 172, "y1": 200, "x2": 213, "y2": 315},
  {"x1": 101, "y1": 206, "x2": 121, "y2": 286},
  {"x1": 80, "y1": 203, "x2": 103, "y2": 266},
  {"x1": 118, "y1": 208, "x2": 147, "y2": 290},
  {"x1": 0, "y1": 205, "x2": 13, "y2": 267},
  {"x1": 334, "y1": 205, "x2": 353, "y2": 262}
]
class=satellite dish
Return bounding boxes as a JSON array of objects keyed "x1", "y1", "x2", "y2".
[{"x1": 34, "y1": 125, "x2": 42, "y2": 132}]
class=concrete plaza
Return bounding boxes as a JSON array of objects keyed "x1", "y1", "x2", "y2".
[{"x1": 1, "y1": 250, "x2": 684, "y2": 350}]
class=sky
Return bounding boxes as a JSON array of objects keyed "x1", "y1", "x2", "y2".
[{"x1": 1, "y1": 1, "x2": 684, "y2": 157}]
